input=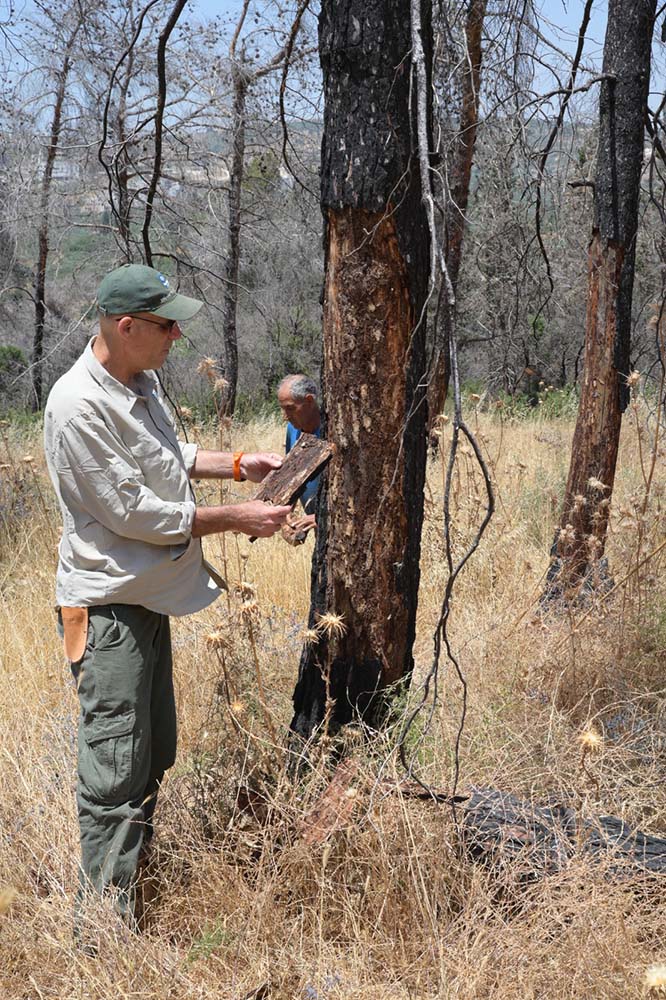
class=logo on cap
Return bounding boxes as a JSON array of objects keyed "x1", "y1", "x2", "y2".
[{"x1": 157, "y1": 273, "x2": 170, "y2": 289}]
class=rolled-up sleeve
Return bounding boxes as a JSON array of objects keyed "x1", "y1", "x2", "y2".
[
  {"x1": 56, "y1": 413, "x2": 194, "y2": 545},
  {"x1": 179, "y1": 441, "x2": 198, "y2": 474}
]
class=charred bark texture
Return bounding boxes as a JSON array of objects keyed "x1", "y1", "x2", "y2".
[
  {"x1": 548, "y1": 0, "x2": 656, "y2": 592},
  {"x1": 291, "y1": 0, "x2": 431, "y2": 739},
  {"x1": 427, "y1": 0, "x2": 486, "y2": 444}
]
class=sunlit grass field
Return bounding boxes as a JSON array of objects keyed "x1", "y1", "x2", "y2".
[{"x1": 1, "y1": 400, "x2": 665, "y2": 998}]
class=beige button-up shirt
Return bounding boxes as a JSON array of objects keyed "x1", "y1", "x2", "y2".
[{"x1": 44, "y1": 339, "x2": 221, "y2": 616}]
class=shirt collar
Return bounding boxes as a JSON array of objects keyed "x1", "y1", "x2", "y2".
[{"x1": 83, "y1": 337, "x2": 158, "y2": 408}]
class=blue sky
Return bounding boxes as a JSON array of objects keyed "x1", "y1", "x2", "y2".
[{"x1": 190, "y1": 1, "x2": 609, "y2": 54}]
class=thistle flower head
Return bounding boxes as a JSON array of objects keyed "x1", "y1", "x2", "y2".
[
  {"x1": 587, "y1": 477, "x2": 609, "y2": 493},
  {"x1": 316, "y1": 612, "x2": 347, "y2": 639},
  {"x1": 197, "y1": 356, "x2": 218, "y2": 378},
  {"x1": 240, "y1": 599, "x2": 260, "y2": 622},
  {"x1": 626, "y1": 370, "x2": 641, "y2": 388},
  {"x1": 644, "y1": 963, "x2": 666, "y2": 991},
  {"x1": 303, "y1": 628, "x2": 320, "y2": 646},
  {"x1": 579, "y1": 728, "x2": 602, "y2": 751},
  {"x1": 205, "y1": 629, "x2": 228, "y2": 650},
  {"x1": 558, "y1": 523, "x2": 576, "y2": 546}
]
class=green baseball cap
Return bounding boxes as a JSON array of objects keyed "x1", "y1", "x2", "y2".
[{"x1": 96, "y1": 263, "x2": 203, "y2": 321}]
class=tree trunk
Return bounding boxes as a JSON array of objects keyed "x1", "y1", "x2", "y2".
[
  {"x1": 31, "y1": 47, "x2": 75, "y2": 411},
  {"x1": 290, "y1": 0, "x2": 431, "y2": 739},
  {"x1": 548, "y1": 0, "x2": 656, "y2": 592},
  {"x1": 115, "y1": 43, "x2": 135, "y2": 256},
  {"x1": 219, "y1": 64, "x2": 248, "y2": 418},
  {"x1": 427, "y1": 0, "x2": 486, "y2": 445}
]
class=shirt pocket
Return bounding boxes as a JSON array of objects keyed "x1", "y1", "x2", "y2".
[{"x1": 80, "y1": 709, "x2": 136, "y2": 803}]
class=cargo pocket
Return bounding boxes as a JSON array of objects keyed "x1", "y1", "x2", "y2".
[{"x1": 81, "y1": 710, "x2": 136, "y2": 803}]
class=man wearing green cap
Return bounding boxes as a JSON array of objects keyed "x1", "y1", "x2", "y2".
[{"x1": 44, "y1": 263, "x2": 291, "y2": 935}]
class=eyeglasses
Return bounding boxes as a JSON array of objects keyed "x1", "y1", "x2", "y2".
[{"x1": 118, "y1": 315, "x2": 180, "y2": 333}]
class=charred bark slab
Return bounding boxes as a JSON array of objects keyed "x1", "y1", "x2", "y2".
[
  {"x1": 291, "y1": 0, "x2": 431, "y2": 739},
  {"x1": 251, "y1": 433, "x2": 333, "y2": 508},
  {"x1": 462, "y1": 787, "x2": 666, "y2": 879}
]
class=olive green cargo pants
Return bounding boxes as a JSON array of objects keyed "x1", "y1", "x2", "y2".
[{"x1": 65, "y1": 604, "x2": 176, "y2": 921}]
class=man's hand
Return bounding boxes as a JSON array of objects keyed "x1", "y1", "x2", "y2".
[
  {"x1": 241, "y1": 452, "x2": 283, "y2": 483},
  {"x1": 234, "y1": 499, "x2": 292, "y2": 536},
  {"x1": 192, "y1": 500, "x2": 291, "y2": 539}
]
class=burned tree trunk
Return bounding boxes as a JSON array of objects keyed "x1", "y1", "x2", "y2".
[
  {"x1": 548, "y1": 0, "x2": 656, "y2": 593},
  {"x1": 31, "y1": 25, "x2": 80, "y2": 411},
  {"x1": 290, "y1": 0, "x2": 432, "y2": 739},
  {"x1": 427, "y1": 0, "x2": 486, "y2": 445},
  {"x1": 219, "y1": 63, "x2": 248, "y2": 418}
]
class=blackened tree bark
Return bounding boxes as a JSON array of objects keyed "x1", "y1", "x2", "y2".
[
  {"x1": 427, "y1": 0, "x2": 487, "y2": 445},
  {"x1": 548, "y1": 0, "x2": 656, "y2": 592},
  {"x1": 290, "y1": 0, "x2": 432, "y2": 739}
]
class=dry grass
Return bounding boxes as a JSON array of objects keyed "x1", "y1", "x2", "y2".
[{"x1": 1, "y1": 404, "x2": 665, "y2": 998}]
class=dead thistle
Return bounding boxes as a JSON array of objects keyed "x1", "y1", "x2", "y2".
[
  {"x1": 316, "y1": 612, "x2": 346, "y2": 639},
  {"x1": 644, "y1": 963, "x2": 666, "y2": 993}
]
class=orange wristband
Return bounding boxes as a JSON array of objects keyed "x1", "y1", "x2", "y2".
[{"x1": 233, "y1": 451, "x2": 245, "y2": 482}]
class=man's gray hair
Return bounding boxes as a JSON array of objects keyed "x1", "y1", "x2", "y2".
[{"x1": 279, "y1": 374, "x2": 319, "y2": 402}]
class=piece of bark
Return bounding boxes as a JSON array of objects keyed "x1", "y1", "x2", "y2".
[
  {"x1": 299, "y1": 758, "x2": 361, "y2": 846},
  {"x1": 249, "y1": 433, "x2": 333, "y2": 542},
  {"x1": 461, "y1": 787, "x2": 666, "y2": 877},
  {"x1": 253, "y1": 433, "x2": 333, "y2": 506},
  {"x1": 281, "y1": 523, "x2": 310, "y2": 546}
]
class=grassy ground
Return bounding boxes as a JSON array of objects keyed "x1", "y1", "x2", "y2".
[{"x1": 1, "y1": 402, "x2": 665, "y2": 998}]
